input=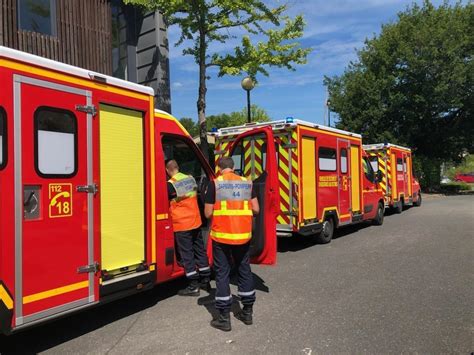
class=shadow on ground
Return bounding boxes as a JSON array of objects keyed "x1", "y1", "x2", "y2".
[
  {"x1": 0, "y1": 277, "x2": 188, "y2": 354},
  {"x1": 277, "y1": 221, "x2": 374, "y2": 253}
]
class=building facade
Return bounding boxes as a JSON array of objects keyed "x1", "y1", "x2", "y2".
[{"x1": 0, "y1": 0, "x2": 171, "y2": 112}]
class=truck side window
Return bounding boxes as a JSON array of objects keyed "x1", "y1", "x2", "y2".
[
  {"x1": 397, "y1": 158, "x2": 403, "y2": 172},
  {"x1": 0, "y1": 107, "x2": 6, "y2": 170},
  {"x1": 403, "y1": 157, "x2": 407, "y2": 172},
  {"x1": 318, "y1": 147, "x2": 336, "y2": 172},
  {"x1": 35, "y1": 107, "x2": 77, "y2": 177},
  {"x1": 340, "y1": 148, "x2": 347, "y2": 173},
  {"x1": 368, "y1": 156, "x2": 378, "y2": 172},
  {"x1": 363, "y1": 157, "x2": 375, "y2": 183},
  {"x1": 162, "y1": 135, "x2": 207, "y2": 180}
]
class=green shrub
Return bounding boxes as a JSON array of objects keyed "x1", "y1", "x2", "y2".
[{"x1": 439, "y1": 182, "x2": 472, "y2": 193}]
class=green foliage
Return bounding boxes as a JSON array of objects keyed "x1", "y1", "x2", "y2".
[
  {"x1": 178, "y1": 117, "x2": 199, "y2": 137},
  {"x1": 445, "y1": 154, "x2": 474, "y2": 179},
  {"x1": 124, "y1": 0, "x2": 311, "y2": 80},
  {"x1": 439, "y1": 182, "x2": 472, "y2": 193},
  {"x1": 324, "y1": 1, "x2": 473, "y2": 188},
  {"x1": 179, "y1": 105, "x2": 271, "y2": 136}
]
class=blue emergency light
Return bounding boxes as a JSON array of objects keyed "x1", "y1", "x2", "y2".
[{"x1": 285, "y1": 117, "x2": 294, "y2": 123}]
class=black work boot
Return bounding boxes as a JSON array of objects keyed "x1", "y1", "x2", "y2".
[
  {"x1": 210, "y1": 311, "x2": 231, "y2": 332},
  {"x1": 235, "y1": 305, "x2": 253, "y2": 325},
  {"x1": 199, "y1": 277, "x2": 212, "y2": 292},
  {"x1": 178, "y1": 280, "x2": 200, "y2": 297}
]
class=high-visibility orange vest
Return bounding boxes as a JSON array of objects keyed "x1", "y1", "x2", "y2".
[
  {"x1": 169, "y1": 172, "x2": 201, "y2": 232},
  {"x1": 210, "y1": 171, "x2": 253, "y2": 245}
]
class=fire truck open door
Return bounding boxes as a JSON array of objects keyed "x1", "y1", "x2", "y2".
[{"x1": 226, "y1": 127, "x2": 280, "y2": 265}]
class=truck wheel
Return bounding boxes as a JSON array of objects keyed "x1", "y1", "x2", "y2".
[
  {"x1": 315, "y1": 218, "x2": 334, "y2": 244},
  {"x1": 414, "y1": 192, "x2": 422, "y2": 207},
  {"x1": 372, "y1": 202, "x2": 385, "y2": 226},
  {"x1": 395, "y1": 200, "x2": 403, "y2": 214}
]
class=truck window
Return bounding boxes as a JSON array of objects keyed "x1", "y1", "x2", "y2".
[
  {"x1": 162, "y1": 135, "x2": 207, "y2": 180},
  {"x1": 318, "y1": 147, "x2": 336, "y2": 172},
  {"x1": 228, "y1": 136, "x2": 272, "y2": 180},
  {"x1": 363, "y1": 157, "x2": 375, "y2": 183},
  {"x1": 397, "y1": 158, "x2": 403, "y2": 172},
  {"x1": 403, "y1": 157, "x2": 407, "y2": 172},
  {"x1": 35, "y1": 107, "x2": 77, "y2": 177},
  {"x1": 340, "y1": 148, "x2": 347, "y2": 173},
  {"x1": 368, "y1": 156, "x2": 378, "y2": 172},
  {"x1": 0, "y1": 107, "x2": 6, "y2": 170}
]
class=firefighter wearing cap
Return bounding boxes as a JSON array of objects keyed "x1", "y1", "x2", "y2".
[
  {"x1": 204, "y1": 156, "x2": 259, "y2": 332},
  {"x1": 166, "y1": 159, "x2": 211, "y2": 296}
]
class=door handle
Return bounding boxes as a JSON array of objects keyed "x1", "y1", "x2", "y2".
[{"x1": 77, "y1": 184, "x2": 98, "y2": 195}]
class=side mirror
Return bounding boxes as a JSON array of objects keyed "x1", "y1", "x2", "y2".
[{"x1": 376, "y1": 170, "x2": 383, "y2": 182}]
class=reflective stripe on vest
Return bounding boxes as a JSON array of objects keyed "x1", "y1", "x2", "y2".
[
  {"x1": 211, "y1": 172, "x2": 252, "y2": 245},
  {"x1": 169, "y1": 172, "x2": 201, "y2": 232},
  {"x1": 170, "y1": 172, "x2": 197, "y2": 201}
]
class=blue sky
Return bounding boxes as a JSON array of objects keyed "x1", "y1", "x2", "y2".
[{"x1": 167, "y1": 0, "x2": 449, "y2": 126}]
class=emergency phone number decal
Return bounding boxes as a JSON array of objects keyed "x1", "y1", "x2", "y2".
[{"x1": 49, "y1": 183, "x2": 73, "y2": 218}]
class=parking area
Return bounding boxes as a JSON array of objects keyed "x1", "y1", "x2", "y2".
[{"x1": 1, "y1": 195, "x2": 473, "y2": 354}]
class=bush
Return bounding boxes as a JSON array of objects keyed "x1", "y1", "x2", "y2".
[{"x1": 439, "y1": 182, "x2": 472, "y2": 194}]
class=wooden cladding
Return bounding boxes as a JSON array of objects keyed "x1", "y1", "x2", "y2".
[{"x1": 0, "y1": 0, "x2": 112, "y2": 75}]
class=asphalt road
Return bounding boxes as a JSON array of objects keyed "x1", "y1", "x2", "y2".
[{"x1": 1, "y1": 195, "x2": 473, "y2": 354}]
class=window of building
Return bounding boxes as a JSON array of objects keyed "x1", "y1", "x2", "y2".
[
  {"x1": 397, "y1": 158, "x2": 403, "y2": 172},
  {"x1": 0, "y1": 107, "x2": 6, "y2": 170},
  {"x1": 162, "y1": 135, "x2": 207, "y2": 180},
  {"x1": 363, "y1": 157, "x2": 375, "y2": 183},
  {"x1": 35, "y1": 107, "x2": 77, "y2": 177},
  {"x1": 18, "y1": 0, "x2": 56, "y2": 36},
  {"x1": 318, "y1": 147, "x2": 337, "y2": 171},
  {"x1": 340, "y1": 148, "x2": 347, "y2": 173}
]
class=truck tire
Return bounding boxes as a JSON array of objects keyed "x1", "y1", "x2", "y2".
[
  {"x1": 372, "y1": 202, "x2": 385, "y2": 226},
  {"x1": 315, "y1": 218, "x2": 334, "y2": 244},
  {"x1": 394, "y1": 200, "x2": 403, "y2": 214},
  {"x1": 414, "y1": 192, "x2": 422, "y2": 207}
]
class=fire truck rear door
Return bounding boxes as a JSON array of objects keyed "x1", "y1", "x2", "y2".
[{"x1": 228, "y1": 127, "x2": 280, "y2": 265}]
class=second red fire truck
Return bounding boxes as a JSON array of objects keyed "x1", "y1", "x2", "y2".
[{"x1": 213, "y1": 119, "x2": 386, "y2": 244}]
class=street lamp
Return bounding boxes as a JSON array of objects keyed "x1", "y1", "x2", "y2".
[
  {"x1": 241, "y1": 77, "x2": 255, "y2": 123},
  {"x1": 326, "y1": 99, "x2": 331, "y2": 127}
]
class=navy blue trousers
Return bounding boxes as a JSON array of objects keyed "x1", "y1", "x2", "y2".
[
  {"x1": 213, "y1": 241, "x2": 255, "y2": 312},
  {"x1": 175, "y1": 229, "x2": 210, "y2": 281}
]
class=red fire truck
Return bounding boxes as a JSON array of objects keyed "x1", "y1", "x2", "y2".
[
  {"x1": 213, "y1": 119, "x2": 385, "y2": 244},
  {"x1": 363, "y1": 143, "x2": 422, "y2": 212},
  {"x1": 0, "y1": 46, "x2": 280, "y2": 334}
]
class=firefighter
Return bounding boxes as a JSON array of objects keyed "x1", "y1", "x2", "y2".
[
  {"x1": 204, "y1": 156, "x2": 259, "y2": 331},
  {"x1": 166, "y1": 159, "x2": 211, "y2": 296}
]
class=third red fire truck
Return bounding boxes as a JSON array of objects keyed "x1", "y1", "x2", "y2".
[{"x1": 363, "y1": 143, "x2": 422, "y2": 212}]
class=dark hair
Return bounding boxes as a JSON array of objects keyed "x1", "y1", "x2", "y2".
[
  {"x1": 218, "y1": 156, "x2": 234, "y2": 170},
  {"x1": 165, "y1": 159, "x2": 179, "y2": 170}
]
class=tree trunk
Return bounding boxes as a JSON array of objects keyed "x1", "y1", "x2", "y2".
[{"x1": 197, "y1": 22, "x2": 209, "y2": 161}]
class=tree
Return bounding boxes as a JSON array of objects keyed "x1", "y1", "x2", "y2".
[
  {"x1": 178, "y1": 117, "x2": 199, "y2": 137},
  {"x1": 208, "y1": 104, "x2": 271, "y2": 130},
  {"x1": 324, "y1": 1, "x2": 473, "y2": 188},
  {"x1": 124, "y1": 0, "x2": 311, "y2": 160},
  {"x1": 179, "y1": 104, "x2": 271, "y2": 137}
]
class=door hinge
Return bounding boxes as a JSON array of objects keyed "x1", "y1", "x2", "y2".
[
  {"x1": 76, "y1": 104, "x2": 97, "y2": 117},
  {"x1": 78, "y1": 261, "x2": 100, "y2": 274},
  {"x1": 76, "y1": 183, "x2": 98, "y2": 195}
]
